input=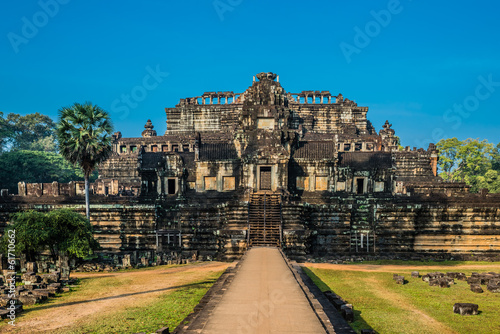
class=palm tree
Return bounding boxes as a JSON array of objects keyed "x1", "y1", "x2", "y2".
[{"x1": 56, "y1": 102, "x2": 114, "y2": 219}]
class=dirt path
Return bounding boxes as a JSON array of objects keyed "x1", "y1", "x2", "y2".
[
  {"x1": 304, "y1": 263, "x2": 500, "y2": 273},
  {"x1": 2, "y1": 262, "x2": 230, "y2": 333}
]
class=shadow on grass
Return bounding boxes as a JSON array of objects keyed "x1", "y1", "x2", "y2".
[
  {"x1": 21, "y1": 279, "x2": 217, "y2": 315},
  {"x1": 302, "y1": 267, "x2": 375, "y2": 334}
]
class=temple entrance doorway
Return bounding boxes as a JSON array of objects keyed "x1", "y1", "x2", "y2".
[{"x1": 259, "y1": 166, "x2": 272, "y2": 190}]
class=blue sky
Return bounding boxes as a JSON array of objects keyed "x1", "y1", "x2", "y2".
[{"x1": 1, "y1": 0, "x2": 499, "y2": 148}]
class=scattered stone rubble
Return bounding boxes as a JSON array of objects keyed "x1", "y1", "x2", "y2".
[
  {"x1": 0, "y1": 264, "x2": 78, "y2": 319},
  {"x1": 392, "y1": 270, "x2": 500, "y2": 316}
]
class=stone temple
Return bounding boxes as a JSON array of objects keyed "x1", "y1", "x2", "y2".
[{"x1": 6, "y1": 72, "x2": 500, "y2": 261}]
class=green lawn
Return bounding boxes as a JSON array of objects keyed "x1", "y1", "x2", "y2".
[{"x1": 304, "y1": 265, "x2": 500, "y2": 334}]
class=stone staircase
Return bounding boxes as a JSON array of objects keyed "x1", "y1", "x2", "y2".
[
  {"x1": 248, "y1": 193, "x2": 282, "y2": 246},
  {"x1": 350, "y1": 197, "x2": 375, "y2": 253}
]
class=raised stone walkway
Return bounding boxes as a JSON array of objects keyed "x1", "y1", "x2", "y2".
[{"x1": 200, "y1": 247, "x2": 327, "y2": 333}]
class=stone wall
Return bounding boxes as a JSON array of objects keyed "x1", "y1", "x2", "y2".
[
  {"x1": 1, "y1": 192, "x2": 500, "y2": 261},
  {"x1": 0, "y1": 197, "x2": 156, "y2": 254}
]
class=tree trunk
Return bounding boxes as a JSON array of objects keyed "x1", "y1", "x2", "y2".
[{"x1": 85, "y1": 175, "x2": 90, "y2": 219}]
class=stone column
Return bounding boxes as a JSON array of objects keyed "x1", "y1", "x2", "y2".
[{"x1": 52, "y1": 181, "x2": 59, "y2": 196}]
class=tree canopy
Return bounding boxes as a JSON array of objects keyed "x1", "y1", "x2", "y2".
[
  {"x1": 436, "y1": 138, "x2": 500, "y2": 193},
  {"x1": 0, "y1": 209, "x2": 99, "y2": 263},
  {"x1": 0, "y1": 112, "x2": 57, "y2": 152},
  {"x1": 0, "y1": 111, "x2": 96, "y2": 194},
  {"x1": 0, "y1": 150, "x2": 96, "y2": 194}
]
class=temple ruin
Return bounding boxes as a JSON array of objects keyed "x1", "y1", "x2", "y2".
[{"x1": 3, "y1": 72, "x2": 500, "y2": 261}]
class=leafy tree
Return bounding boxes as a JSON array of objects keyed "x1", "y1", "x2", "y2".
[
  {"x1": 492, "y1": 143, "x2": 500, "y2": 172},
  {"x1": 3, "y1": 112, "x2": 57, "y2": 152},
  {"x1": 476, "y1": 170, "x2": 500, "y2": 193},
  {"x1": 45, "y1": 209, "x2": 99, "y2": 260},
  {"x1": 56, "y1": 102, "x2": 113, "y2": 218},
  {"x1": 436, "y1": 137, "x2": 462, "y2": 180},
  {"x1": 0, "y1": 150, "x2": 97, "y2": 194},
  {"x1": 0, "y1": 111, "x2": 14, "y2": 153},
  {"x1": 0, "y1": 211, "x2": 49, "y2": 262},
  {"x1": 0, "y1": 209, "x2": 99, "y2": 268},
  {"x1": 436, "y1": 138, "x2": 498, "y2": 193}
]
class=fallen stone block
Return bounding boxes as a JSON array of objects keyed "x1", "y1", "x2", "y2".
[
  {"x1": 470, "y1": 284, "x2": 483, "y2": 293},
  {"x1": 41, "y1": 273, "x2": 59, "y2": 284},
  {"x1": 439, "y1": 279, "x2": 451, "y2": 288},
  {"x1": 487, "y1": 284, "x2": 500, "y2": 293},
  {"x1": 395, "y1": 276, "x2": 405, "y2": 284},
  {"x1": 453, "y1": 303, "x2": 478, "y2": 315},
  {"x1": 18, "y1": 295, "x2": 40, "y2": 306},
  {"x1": 341, "y1": 304, "x2": 353, "y2": 313},
  {"x1": 342, "y1": 307, "x2": 354, "y2": 322},
  {"x1": 0, "y1": 297, "x2": 9, "y2": 307},
  {"x1": 411, "y1": 271, "x2": 419, "y2": 278},
  {"x1": 0, "y1": 309, "x2": 8, "y2": 319},
  {"x1": 467, "y1": 276, "x2": 480, "y2": 285},
  {"x1": 446, "y1": 272, "x2": 466, "y2": 280},
  {"x1": 323, "y1": 291, "x2": 346, "y2": 310},
  {"x1": 32, "y1": 289, "x2": 54, "y2": 298}
]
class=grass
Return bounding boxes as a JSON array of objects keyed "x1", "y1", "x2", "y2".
[
  {"x1": 350, "y1": 260, "x2": 498, "y2": 266},
  {"x1": 304, "y1": 265, "x2": 500, "y2": 334},
  {"x1": 0, "y1": 263, "x2": 225, "y2": 333},
  {"x1": 58, "y1": 274, "x2": 220, "y2": 333}
]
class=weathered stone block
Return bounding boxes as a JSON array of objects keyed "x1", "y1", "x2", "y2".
[
  {"x1": 411, "y1": 271, "x2": 419, "y2": 278},
  {"x1": 467, "y1": 277, "x2": 480, "y2": 285},
  {"x1": 26, "y1": 262, "x2": 38, "y2": 273},
  {"x1": 41, "y1": 273, "x2": 59, "y2": 284},
  {"x1": 342, "y1": 307, "x2": 354, "y2": 322},
  {"x1": 487, "y1": 283, "x2": 500, "y2": 293},
  {"x1": 18, "y1": 295, "x2": 39, "y2": 306},
  {"x1": 453, "y1": 303, "x2": 478, "y2": 315},
  {"x1": 395, "y1": 276, "x2": 405, "y2": 284},
  {"x1": 470, "y1": 284, "x2": 483, "y2": 293}
]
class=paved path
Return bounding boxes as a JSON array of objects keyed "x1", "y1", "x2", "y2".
[{"x1": 202, "y1": 247, "x2": 326, "y2": 334}]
